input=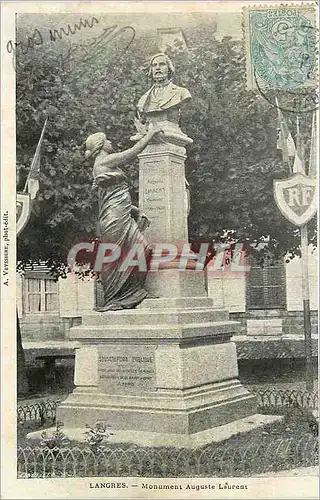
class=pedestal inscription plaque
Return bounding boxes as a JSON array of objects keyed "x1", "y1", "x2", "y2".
[
  {"x1": 140, "y1": 161, "x2": 168, "y2": 241},
  {"x1": 139, "y1": 154, "x2": 189, "y2": 243},
  {"x1": 143, "y1": 172, "x2": 167, "y2": 225},
  {"x1": 98, "y1": 345, "x2": 156, "y2": 394}
]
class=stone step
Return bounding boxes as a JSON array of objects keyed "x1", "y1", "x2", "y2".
[
  {"x1": 138, "y1": 297, "x2": 215, "y2": 309},
  {"x1": 59, "y1": 379, "x2": 250, "y2": 411},
  {"x1": 69, "y1": 320, "x2": 240, "y2": 341},
  {"x1": 81, "y1": 308, "x2": 229, "y2": 327}
]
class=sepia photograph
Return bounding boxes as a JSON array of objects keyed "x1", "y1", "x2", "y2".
[{"x1": 1, "y1": 1, "x2": 318, "y2": 498}]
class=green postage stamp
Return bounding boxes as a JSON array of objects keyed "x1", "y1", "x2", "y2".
[{"x1": 244, "y1": 3, "x2": 317, "y2": 91}]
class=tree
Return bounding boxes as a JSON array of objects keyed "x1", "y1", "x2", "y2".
[
  {"x1": 169, "y1": 35, "x2": 316, "y2": 260},
  {"x1": 15, "y1": 23, "x2": 316, "y2": 274}
]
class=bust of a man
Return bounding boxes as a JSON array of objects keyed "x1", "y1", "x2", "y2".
[{"x1": 137, "y1": 53, "x2": 191, "y2": 118}]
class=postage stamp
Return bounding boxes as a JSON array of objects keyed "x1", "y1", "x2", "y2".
[{"x1": 244, "y1": 4, "x2": 317, "y2": 91}]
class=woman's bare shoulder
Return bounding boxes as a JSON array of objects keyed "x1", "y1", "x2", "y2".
[
  {"x1": 94, "y1": 153, "x2": 124, "y2": 174},
  {"x1": 93, "y1": 162, "x2": 105, "y2": 178}
]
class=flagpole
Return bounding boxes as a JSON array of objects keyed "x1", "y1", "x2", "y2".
[
  {"x1": 296, "y1": 113, "x2": 313, "y2": 392},
  {"x1": 275, "y1": 97, "x2": 294, "y2": 174},
  {"x1": 308, "y1": 111, "x2": 317, "y2": 178},
  {"x1": 276, "y1": 107, "x2": 314, "y2": 392},
  {"x1": 275, "y1": 97, "x2": 289, "y2": 166},
  {"x1": 23, "y1": 118, "x2": 48, "y2": 193},
  {"x1": 300, "y1": 224, "x2": 313, "y2": 392}
]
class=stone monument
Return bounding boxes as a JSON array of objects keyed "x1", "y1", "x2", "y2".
[{"x1": 49, "y1": 53, "x2": 279, "y2": 448}]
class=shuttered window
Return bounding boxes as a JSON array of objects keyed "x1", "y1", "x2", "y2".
[
  {"x1": 246, "y1": 262, "x2": 286, "y2": 310},
  {"x1": 24, "y1": 278, "x2": 59, "y2": 313},
  {"x1": 22, "y1": 263, "x2": 59, "y2": 313}
]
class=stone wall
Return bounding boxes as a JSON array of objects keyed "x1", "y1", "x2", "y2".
[{"x1": 230, "y1": 310, "x2": 319, "y2": 337}]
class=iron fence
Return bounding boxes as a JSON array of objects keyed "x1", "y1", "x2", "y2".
[
  {"x1": 256, "y1": 389, "x2": 318, "y2": 410},
  {"x1": 17, "y1": 436, "x2": 318, "y2": 478},
  {"x1": 17, "y1": 390, "x2": 319, "y2": 478},
  {"x1": 17, "y1": 400, "x2": 60, "y2": 426}
]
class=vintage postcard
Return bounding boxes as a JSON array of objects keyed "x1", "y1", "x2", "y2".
[{"x1": 1, "y1": 1, "x2": 319, "y2": 499}]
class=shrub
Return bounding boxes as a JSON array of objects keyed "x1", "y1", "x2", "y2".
[
  {"x1": 84, "y1": 421, "x2": 113, "y2": 452},
  {"x1": 40, "y1": 421, "x2": 70, "y2": 449}
]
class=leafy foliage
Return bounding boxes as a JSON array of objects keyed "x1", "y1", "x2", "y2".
[
  {"x1": 15, "y1": 22, "x2": 316, "y2": 273},
  {"x1": 84, "y1": 421, "x2": 113, "y2": 452},
  {"x1": 40, "y1": 421, "x2": 70, "y2": 448}
]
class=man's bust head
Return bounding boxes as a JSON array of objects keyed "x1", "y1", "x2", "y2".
[
  {"x1": 149, "y1": 53, "x2": 175, "y2": 84},
  {"x1": 137, "y1": 53, "x2": 191, "y2": 116}
]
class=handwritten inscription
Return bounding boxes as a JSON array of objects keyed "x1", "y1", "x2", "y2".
[
  {"x1": 7, "y1": 17, "x2": 99, "y2": 63},
  {"x1": 7, "y1": 28, "x2": 43, "y2": 58},
  {"x1": 58, "y1": 25, "x2": 135, "y2": 79},
  {"x1": 49, "y1": 17, "x2": 99, "y2": 42},
  {"x1": 6, "y1": 19, "x2": 135, "y2": 85},
  {"x1": 99, "y1": 346, "x2": 156, "y2": 394}
]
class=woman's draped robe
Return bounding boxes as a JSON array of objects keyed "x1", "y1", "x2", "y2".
[{"x1": 94, "y1": 173, "x2": 150, "y2": 310}]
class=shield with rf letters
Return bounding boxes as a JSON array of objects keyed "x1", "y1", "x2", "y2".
[{"x1": 273, "y1": 173, "x2": 317, "y2": 226}]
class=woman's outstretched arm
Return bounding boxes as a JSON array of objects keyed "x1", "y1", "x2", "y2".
[{"x1": 96, "y1": 125, "x2": 163, "y2": 172}]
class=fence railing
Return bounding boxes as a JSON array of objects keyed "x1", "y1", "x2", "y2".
[
  {"x1": 17, "y1": 390, "x2": 319, "y2": 478},
  {"x1": 17, "y1": 400, "x2": 60, "y2": 426},
  {"x1": 256, "y1": 389, "x2": 318, "y2": 410},
  {"x1": 17, "y1": 436, "x2": 318, "y2": 478}
]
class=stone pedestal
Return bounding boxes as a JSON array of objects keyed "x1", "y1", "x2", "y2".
[
  {"x1": 56, "y1": 297, "x2": 260, "y2": 447},
  {"x1": 139, "y1": 142, "x2": 189, "y2": 245},
  {"x1": 138, "y1": 135, "x2": 204, "y2": 299}
]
